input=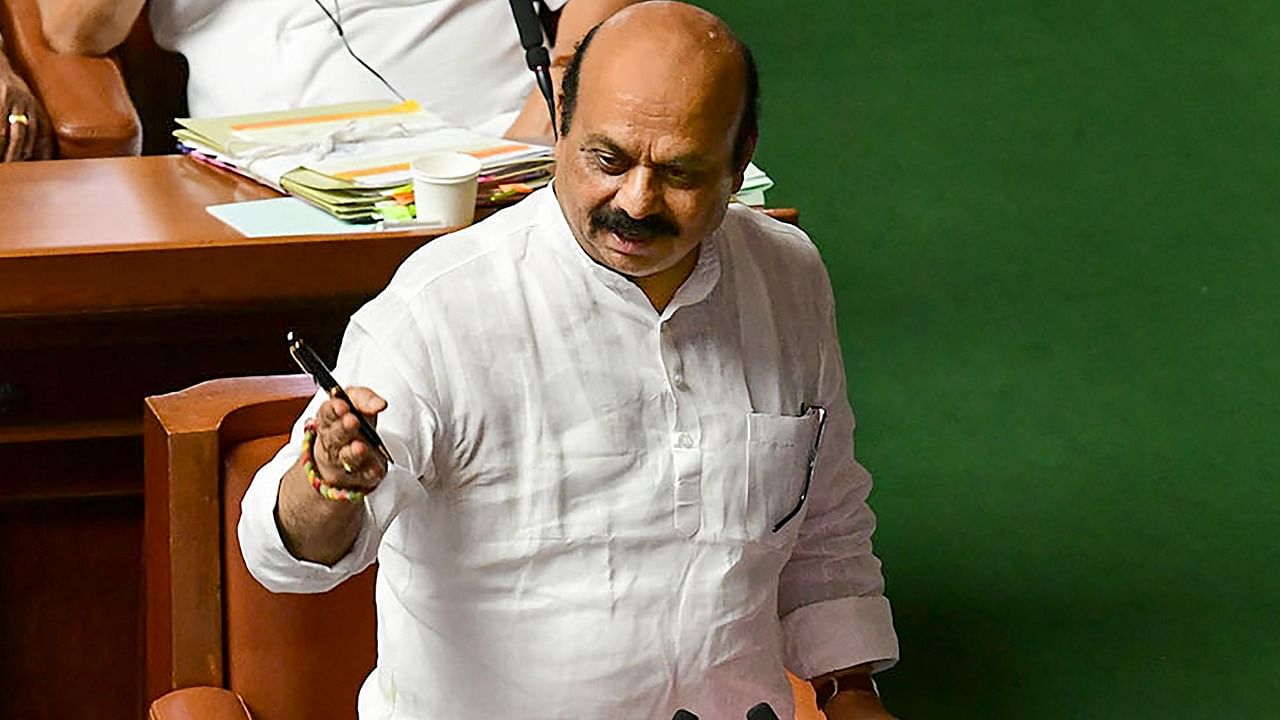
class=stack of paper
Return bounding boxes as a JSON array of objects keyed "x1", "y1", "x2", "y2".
[
  {"x1": 179, "y1": 99, "x2": 776, "y2": 228},
  {"x1": 175, "y1": 100, "x2": 555, "y2": 223},
  {"x1": 733, "y1": 162, "x2": 775, "y2": 207}
]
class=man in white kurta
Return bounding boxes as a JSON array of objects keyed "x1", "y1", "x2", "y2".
[{"x1": 239, "y1": 4, "x2": 899, "y2": 718}]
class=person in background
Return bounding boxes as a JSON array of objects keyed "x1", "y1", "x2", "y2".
[
  {"x1": 239, "y1": 2, "x2": 900, "y2": 718},
  {"x1": 0, "y1": 34, "x2": 53, "y2": 161},
  {"x1": 35, "y1": 0, "x2": 636, "y2": 141}
]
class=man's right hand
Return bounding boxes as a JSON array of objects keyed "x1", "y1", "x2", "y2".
[
  {"x1": 312, "y1": 386, "x2": 389, "y2": 492},
  {"x1": 275, "y1": 386, "x2": 388, "y2": 566}
]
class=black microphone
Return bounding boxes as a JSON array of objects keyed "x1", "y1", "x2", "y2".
[
  {"x1": 507, "y1": 0, "x2": 558, "y2": 137},
  {"x1": 671, "y1": 711, "x2": 699, "y2": 720},
  {"x1": 745, "y1": 703, "x2": 780, "y2": 720}
]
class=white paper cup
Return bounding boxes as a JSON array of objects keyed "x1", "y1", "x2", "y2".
[{"x1": 411, "y1": 151, "x2": 482, "y2": 228}]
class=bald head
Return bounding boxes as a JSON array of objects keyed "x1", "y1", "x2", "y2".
[{"x1": 559, "y1": 1, "x2": 759, "y2": 165}]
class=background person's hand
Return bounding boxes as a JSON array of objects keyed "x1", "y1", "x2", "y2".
[
  {"x1": 312, "y1": 386, "x2": 389, "y2": 492},
  {"x1": 0, "y1": 56, "x2": 53, "y2": 161},
  {"x1": 502, "y1": 63, "x2": 564, "y2": 145}
]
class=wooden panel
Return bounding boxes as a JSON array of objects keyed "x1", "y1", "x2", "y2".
[
  {"x1": 0, "y1": 437, "x2": 142, "y2": 720},
  {"x1": 0, "y1": 302, "x2": 355, "y2": 435}
]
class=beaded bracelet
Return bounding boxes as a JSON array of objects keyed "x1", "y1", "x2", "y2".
[{"x1": 301, "y1": 420, "x2": 368, "y2": 503}]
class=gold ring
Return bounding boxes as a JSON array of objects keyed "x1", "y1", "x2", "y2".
[
  {"x1": 7, "y1": 113, "x2": 29, "y2": 126},
  {"x1": 342, "y1": 461, "x2": 354, "y2": 474}
]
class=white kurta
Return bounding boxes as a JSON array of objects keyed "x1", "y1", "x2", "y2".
[
  {"x1": 149, "y1": 0, "x2": 566, "y2": 132},
  {"x1": 239, "y1": 187, "x2": 898, "y2": 719}
]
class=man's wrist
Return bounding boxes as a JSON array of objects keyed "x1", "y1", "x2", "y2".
[{"x1": 811, "y1": 666, "x2": 877, "y2": 709}]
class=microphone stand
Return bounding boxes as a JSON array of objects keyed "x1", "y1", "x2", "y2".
[{"x1": 507, "y1": 0, "x2": 558, "y2": 139}]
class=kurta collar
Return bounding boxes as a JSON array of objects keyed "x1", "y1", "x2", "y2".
[{"x1": 536, "y1": 185, "x2": 723, "y2": 318}]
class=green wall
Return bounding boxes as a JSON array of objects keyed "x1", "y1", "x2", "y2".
[{"x1": 698, "y1": 2, "x2": 1280, "y2": 717}]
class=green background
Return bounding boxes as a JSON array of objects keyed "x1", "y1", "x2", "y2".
[{"x1": 697, "y1": 1, "x2": 1280, "y2": 717}]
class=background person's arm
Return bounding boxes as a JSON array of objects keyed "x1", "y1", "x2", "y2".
[
  {"x1": 36, "y1": 0, "x2": 145, "y2": 55},
  {"x1": 503, "y1": 0, "x2": 639, "y2": 142}
]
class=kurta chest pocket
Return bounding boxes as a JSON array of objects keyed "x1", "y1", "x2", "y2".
[{"x1": 744, "y1": 407, "x2": 824, "y2": 546}]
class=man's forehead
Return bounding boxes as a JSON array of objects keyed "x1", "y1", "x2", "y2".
[
  {"x1": 582, "y1": 132, "x2": 719, "y2": 169},
  {"x1": 573, "y1": 49, "x2": 744, "y2": 152}
]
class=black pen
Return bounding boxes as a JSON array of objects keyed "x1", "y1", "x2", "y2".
[{"x1": 287, "y1": 331, "x2": 394, "y2": 466}]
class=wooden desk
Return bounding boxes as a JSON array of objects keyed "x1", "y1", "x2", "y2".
[{"x1": 0, "y1": 156, "x2": 445, "y2": 720}]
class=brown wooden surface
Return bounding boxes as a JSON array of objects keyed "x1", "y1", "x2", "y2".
[
  {"x1": 0, "y1": 156, "x2": 450, "y2": 317},
  {"x1": 0, "y1": 440, "x2": 142, "y2": 720}
]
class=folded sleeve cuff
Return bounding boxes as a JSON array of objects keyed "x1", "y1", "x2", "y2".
[{"x1": 781, "y1": 595, "x2": 900, "y2": 679}]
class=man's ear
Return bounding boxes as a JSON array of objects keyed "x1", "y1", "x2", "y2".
[{"x1": 731, "y1": 130, "x2": 759, "y2": 192}]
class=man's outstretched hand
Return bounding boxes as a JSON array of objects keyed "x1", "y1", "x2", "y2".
[
  {"x1": 312, "y1": 387, "x2": 389, "y2": 491},
  {"x1": 276, "y1": 386, "x2": 388, "y2": 566}
]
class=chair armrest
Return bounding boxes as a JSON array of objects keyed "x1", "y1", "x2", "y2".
[
  {"x1": 763, "y1": 207, "x2": 799, "y2": 226},
  {"x1": 0, "y1": 0, "x2": 140, "y2": 157},
  {"x1": 148, "y1": 687, "x2": 253, "y2": 720}
]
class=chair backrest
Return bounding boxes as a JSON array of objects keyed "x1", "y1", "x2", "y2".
[{"x1": 145, "y1": 375, "x2": 375, "y2": 720}]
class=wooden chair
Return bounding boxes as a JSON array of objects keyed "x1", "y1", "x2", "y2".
[
  {"x1": 143, "y1": 374, "x2": 825, "y2": 719},
  {"x1": 144, "y1": 375, "x2": 376, "y2": 720}
]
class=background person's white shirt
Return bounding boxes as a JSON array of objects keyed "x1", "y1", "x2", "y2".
[
  {"x1": 150, "y1": 0, "x2": 566, "y2": 132},
  {"x1": 239, "y1": 188, "x2": 899, "y2": 719}
]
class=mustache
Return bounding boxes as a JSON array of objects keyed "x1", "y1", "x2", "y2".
[{"x1": 589, "y1": 206, "x2": 679, "y2": 239}]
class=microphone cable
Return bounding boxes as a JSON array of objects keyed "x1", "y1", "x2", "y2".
[{"x1": 310, "y1": 0, "x2": 407, "y2": 102}]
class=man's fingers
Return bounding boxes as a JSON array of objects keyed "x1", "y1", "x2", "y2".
[
  {"x1": 317, "y1": 417, "x2": 356, "y2": 464},
  {"x1": 317, "y1": 397, "x2": 356, "y2": 433},
  {"x1": 309, "y1": 388, "x2": 388, "y2": 490},
  {"x1": 340, "y1": 440, "x2": 386, "y2": 482},
  {"x1": 344, "y1": 386, "x2": 388, "y2": 419},
  {"x1": 324, "y1": 437, "x2": 386, "y2": 489},
  {"x1": 318, "y1": 388, "x2": 385, "y2": 429},
  {"x1": 314, "y1": 407, "x2": 386, "y2": 486}
]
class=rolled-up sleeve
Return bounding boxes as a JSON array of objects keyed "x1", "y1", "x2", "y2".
[
  {"x1": 238, "y1": 320, "x2": 438, "y2": 594},
  {"x1": 778, "y1": 267, "x2": 899, "y2": 678}
]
